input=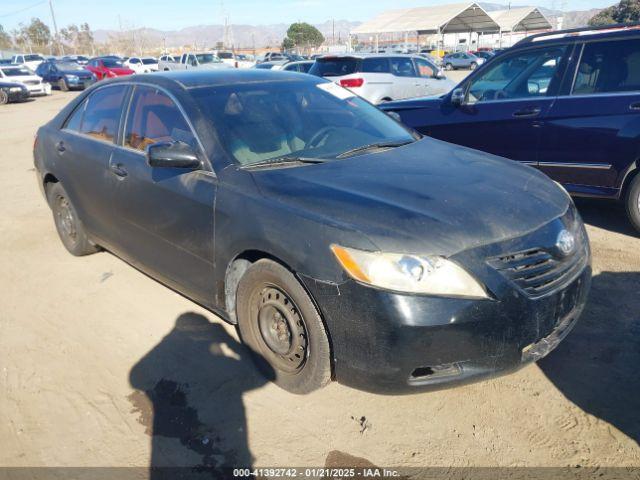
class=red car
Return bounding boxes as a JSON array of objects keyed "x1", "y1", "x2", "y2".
[{"x1": 86, "y1": 57, "x2": 135, "y2": 80}]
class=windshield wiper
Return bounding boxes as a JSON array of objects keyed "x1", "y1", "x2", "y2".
[
  {"x1": 242, "y1": 156, "x2": 325, "y2": 169},
  {"x1": 336, "y1": 140, "x2": 414, "y2": 159}
]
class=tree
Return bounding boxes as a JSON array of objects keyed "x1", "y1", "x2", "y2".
[
  {"x1": 0, "y1": 24, "x2": 12, "y2": 50},
  {"x1": 589, "y1": 0, "x2": 640, "y2": 26},
  {"x1": 24, "y1": 17, "x2": 51, "y2": 49},
  {"x1": 283, "y1": 22, "x2": 324, "y2": 53},
  {"x1": 282, "y1": 37, "x2": 295, "y2": 51}
]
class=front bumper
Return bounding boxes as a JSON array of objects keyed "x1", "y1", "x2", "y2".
[
  {"x1": 5, "y1": 89, "x2": 29, "y2": 102},
  {"x1": 302, "y1": 266, "x2": 590, "y2": 394},
  {"x1": 65, "y1": 77, "x2": 95, "y2": 89},
  {"x1": 25, "y1": 83, "x2": 51, "y2": 96}
]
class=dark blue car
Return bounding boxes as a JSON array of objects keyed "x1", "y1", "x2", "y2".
[
  {"x1": 382, "y1": 24, "x2": 640, "y2": 233},
  {"x1": 35, "y1": 60, "x2": 96, "y2": 91},
  {"x1": 34, "y1": 70, "x2": 591, "y2": 394}
]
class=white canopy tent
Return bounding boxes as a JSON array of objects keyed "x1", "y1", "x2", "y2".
[
  {"x1": 489, "y1": 7, "x2": 553, "y2": 33},
  {"x1": 350, "y1": 3, "x2": 500, "y2": 54}
]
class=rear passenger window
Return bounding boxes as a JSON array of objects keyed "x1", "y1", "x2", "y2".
[
  {"x1": 362, "y1": 58, "x2": 390, "y2": 73},
  {"x1": 573, "y1": 39, "x2": 640, "y2": 95},
  {"x1": 390, "y1": 57, "x2": 417, "y2": 77},
  {"x1": 64, "y1": 100, "x2": 86, "y2": 131},
  {"x1": 124, "y1": 86, "x2": 196, "y2": 152},
  {"x1": 79, "y1": 86, "x2": 127, "y2": 143}
]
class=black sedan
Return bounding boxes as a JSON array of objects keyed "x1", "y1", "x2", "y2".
[
  {"x1": 34, "y1": 70, "x2": 591, "y2": 394},
  {"x1": 35, "y1": 60, "x2": 96, "y2": 91},
  {"x1": 0, "y1": 80, "x2": 29, "y2": 104}
]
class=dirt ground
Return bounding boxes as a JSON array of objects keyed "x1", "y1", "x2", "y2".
[{"x1": 1, "y1": 90, "x2": 639, "y2": 472}]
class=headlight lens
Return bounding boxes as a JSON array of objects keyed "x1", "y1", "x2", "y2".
[
  {"x1": 9, "y1": 87, "x2": 22, "y2": 92},
  {"x1": 331, "y1": 245, "x2": 489, "y2": 299},
  {"x1": 66, "y1": 74, "x2": 79, "y2": 81}
]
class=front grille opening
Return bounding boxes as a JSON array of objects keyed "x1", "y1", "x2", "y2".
[{"x1": 411, "y1": 367, "x2": 435, "y2": 378}]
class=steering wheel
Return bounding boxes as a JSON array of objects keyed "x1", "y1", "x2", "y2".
[{"x1": 307, "y1": 127, "x2": 340, "y2": 149}]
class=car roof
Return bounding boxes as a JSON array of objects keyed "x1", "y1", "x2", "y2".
[
  {"x1": 516, "y1": 22, "x2": 640, "y2": 47},
  {"x1": 318, "y1": 53, "x2": 420, "y2": 59},
  {"x1": 105, "y1": 69, "x2": 321, "y2": 90}
]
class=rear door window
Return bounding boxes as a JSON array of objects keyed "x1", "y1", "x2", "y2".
[
  {"x1": 362, "y1": 58, "x2": 390, "y2": 73},
  {"x1": 79, "y1": 86, "x2": 127, "y2": 143},
  {"x1": 390, "y1": 57, "x2": 417, "y2": 77},
  {"x1": 573, "y1": 38, "x2": 640, "y2": 95},
  {"x1": 309, "y1": 58, "x2": 361, "y2": 77},
  {"x1": 124, "y1": 86, "x2": 196, "y2": 152}
]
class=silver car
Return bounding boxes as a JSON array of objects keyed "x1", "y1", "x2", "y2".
[
  {"x1": 443, "y1": 52, "x2": 486, "y2": 71},
  {"x1": 309, "y1": 53, "x2": 456, "y2": 105}
]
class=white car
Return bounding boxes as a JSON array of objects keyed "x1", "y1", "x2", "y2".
[
  {"x1": 216, "y1": 51, "x2": 256, "y2": 69},
  {"x1": 0, "y1": 65, "x2": 51, "y2": 96},
  {"x1": 11, "y1": 53, "x2": 45, "y2": 71},
  {"x1": 124, "y1": 57, "x2": 159, "y2": 73},
  {"x1": 309, "y1": 54, "x2": 456, "y2": 105}
]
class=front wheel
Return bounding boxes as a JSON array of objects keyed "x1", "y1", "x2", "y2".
[
  {"x1": 0, "y1": 90, "x2": 8, "y2": 105},
  {"x1": 445, "y1": 63, "x2": 454, "y2": 71},
  {"x1": 58, "y1": 78, "x2": 69, "y2": 92},
  {"x1": 625, "y1": 173, "x2": 640, "y2": 233},
  {"x1": 47, "y1": 183, "x2": 99, "y2": 256},
  {"x1": 470, "y1": 62, "x2": 478, "y2": 70},
  {"x1": 236, "y1": 259, "x2": 332, "y2": 394}
]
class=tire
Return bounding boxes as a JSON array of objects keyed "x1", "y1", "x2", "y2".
[
  {"x1": 0, "y1": 90, "x2": 8, "y2": 105},
  {"x1": 58, "y1": 78, "x2": 69, "y2": 92},
  {"x1": 236, "y1": 259, "x2": 332, "y2": 394},
  {"x1": 625, "y1": 172, "x2": 640, "y2": 233},
  {"x1": 445, "y1": 63, "x2": 454, "y2": 71},
  {"x1": 47, "y1": 183, "x2": 99, "y2": 256},
  {"x1": 470, "y1": 62, "x2": 478, "y2": 70}
]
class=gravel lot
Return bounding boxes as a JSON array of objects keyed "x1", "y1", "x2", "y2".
[{"x1": 1, "y1": 89, "x2": 638, "y2": 472}]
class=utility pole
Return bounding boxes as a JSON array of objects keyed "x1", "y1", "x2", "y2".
[{"x1": 49, "y1": 0, "x2": 65, "y2": 55}]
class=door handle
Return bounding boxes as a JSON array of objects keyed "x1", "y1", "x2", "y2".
[
  {"x1": 56, "y1": 141, "x2": 65, "y2": 153},
  {"x1": 109, "y1": 163, "x2": 128, "y2": 178},
  {"x1": 513, "y1": 107, "x2": 542, "y2": 118},
  {"x1": 630, "y1": 102, "x2": 640, "y2": 111}
]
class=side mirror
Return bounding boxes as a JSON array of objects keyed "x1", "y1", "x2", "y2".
[
  {"x1": 450, "y1": 87, "x2": 465, "y2": 106},
  {"x1": 147, "y1": 142, "x2": 201, "y2": 169}
]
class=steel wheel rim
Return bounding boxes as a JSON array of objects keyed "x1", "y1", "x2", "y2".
[
  {"x1": 256, "y1": 286, "x2": 308, "y2": 373},
  {"x1": 56, "y1": 196, "x2": 77, "y2": 243}
]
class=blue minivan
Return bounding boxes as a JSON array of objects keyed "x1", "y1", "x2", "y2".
[{"x1": 382, "y1": 24, "x2": 640, "y2": 233}]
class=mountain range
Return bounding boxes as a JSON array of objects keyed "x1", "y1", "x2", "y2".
[{"x1": 93, "y1": 3, "x2": 608, "y2": 50}]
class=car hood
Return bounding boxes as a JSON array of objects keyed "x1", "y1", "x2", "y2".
[
  {"x1": 250, "y1": 137, "x2": 570, "y2": 256},
  {"x1": 3, "y1": 74, "x2": 40, "y2": 83},
  {"x1": 59, "y1": 69, "x2": 92, "y2": 76}
]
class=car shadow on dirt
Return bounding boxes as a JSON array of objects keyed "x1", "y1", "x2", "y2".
[
  {"x1": 574, "y1": 198, "x2": 639, "y2": 237},
  {"x1": 128, "y1": 312, "x2": 273, "y2": 478},
  {"x1": 539, "y1": 271, "x2": 640, "y2": 446}
]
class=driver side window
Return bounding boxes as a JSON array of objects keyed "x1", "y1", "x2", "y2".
[{"x1": 466, "y1": 46, "x2": 566, "y2": 104}]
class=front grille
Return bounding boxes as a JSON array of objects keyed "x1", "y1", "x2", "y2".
[
  {"x1": 24, "y1": 80, "x2": 40, "y2": 85},
  {"x1": 488, "y1": 246, "x2": 587, "y2": 298}
]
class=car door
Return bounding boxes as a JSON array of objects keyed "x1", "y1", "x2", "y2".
[
  {"x1": 107, "y1": 84, "x2": 217, "y2": 305},
  {"x1": 538, "y1": 38, "x2": 640, "y2": 195},
  {"x1": 389, "y1": 57, "x2": 420, "y2": 100},
  {"x1": 54, "y1": 84, "x2": 129, "y2": 245},
  {"x1": 413, "y1": 57, "x2": 440, "y2": 96},
  {"x1": 425, "y1": 44, "x2": 570, "y2": 166}
]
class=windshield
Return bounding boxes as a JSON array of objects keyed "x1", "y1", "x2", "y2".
[
  {"x1": 218, "y1": 52, "x2": 234, "y2": 59},
  {"x1": 196, "y1": 54, "x2": 221, "y2": 64},
  {"x1": 102, "y1": 59, "x2": 124, "y2": 68},
  {"x1": 2, "y1": 67, "x2": 31, "y2": 76},
  {"x1": 309, "y1": 58, "x2": 360, "y2": 77},
  {"x1": 24, "y1": 55, "x2": 44, "y2": 62},
  {"x1": 191, "y1": 80, "x2": 415, "y2": 166},
  {"x1": 142, "y1": 58, "x2": 157, "y2": 64},
  {"x1": 56, "y1": 62, "x2": 85, "y2": 70}
]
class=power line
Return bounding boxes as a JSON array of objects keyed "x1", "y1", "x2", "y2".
[{"x1": 0, "y1": 1, "x2": 47, "y2": 19}]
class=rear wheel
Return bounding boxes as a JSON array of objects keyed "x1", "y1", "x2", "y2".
[
  {"x1": 47, "y1": 183, "x2": 99, "y2": 256},
  {"x1": 625, "y1": 172, "x2": 640, "y2": 233},
  {"x1": 58, "y1": 78, "x2": 69, "y2": 92},
  {"x1": 236, "y1": 259, "x2": 332, "y2": 394},
  {"x1": 0, "y1": 90, "x2": 8, "y2": 105}
]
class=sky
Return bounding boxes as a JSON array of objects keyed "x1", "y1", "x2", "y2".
[{"x1": 0, "y1": 0, "x2": 618, "y2": 32}]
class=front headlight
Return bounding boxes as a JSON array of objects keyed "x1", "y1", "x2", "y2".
[
  {"x1": 9, "y1": 87, "x2": 22, "y2": 92},
  {"x1": 331, "y1": 245, "x2": 489, "y2": 299},
  {"x1": 66, "y1": 74, "x2": 79, "y2": 81}
]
